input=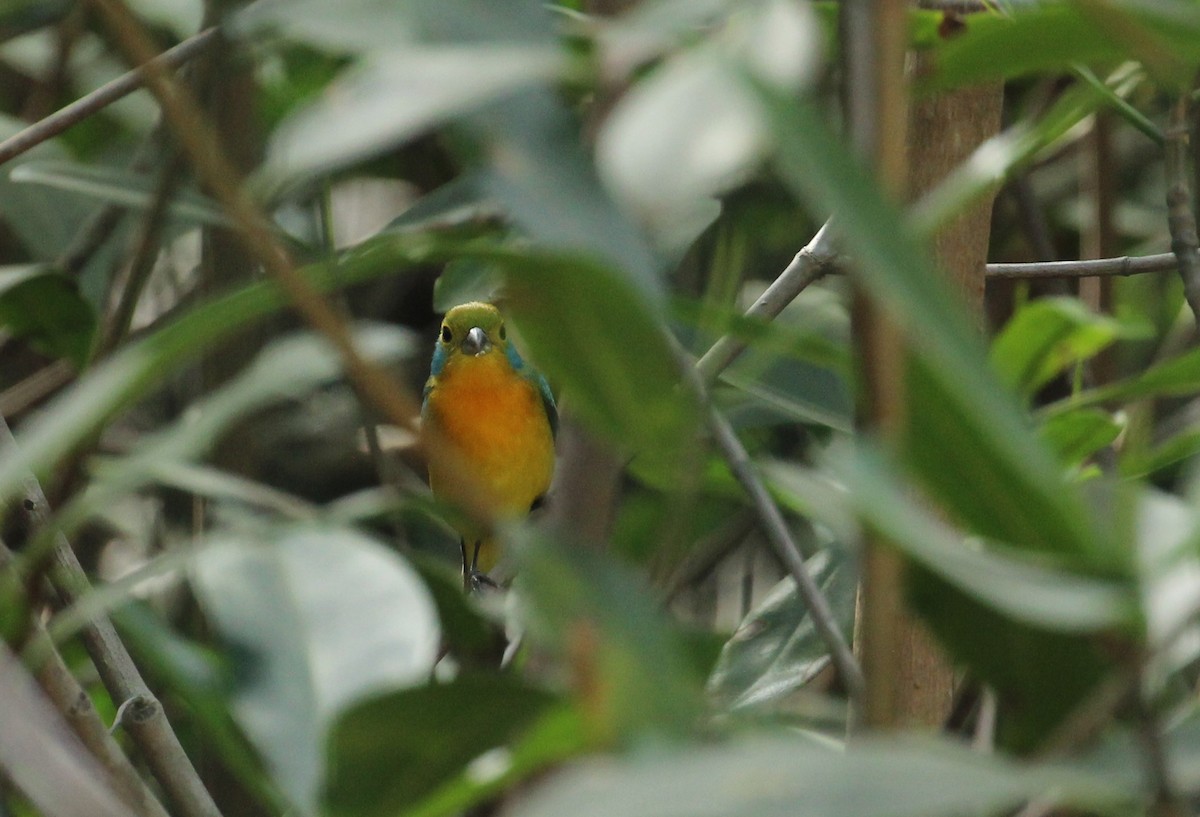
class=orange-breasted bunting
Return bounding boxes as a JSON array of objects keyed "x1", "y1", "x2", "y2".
[{"x1": 421, "y1": 302, "x2": 557, "y2": 589}]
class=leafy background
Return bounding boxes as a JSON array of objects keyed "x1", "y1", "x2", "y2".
[{"x1": 2, "y1": 1, "x2": 1200, "y2": 817}]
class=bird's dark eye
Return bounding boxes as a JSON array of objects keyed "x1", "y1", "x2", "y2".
[
  {"x1": 498, "y1": 324, "x2": 507, "y2": 341},
  {"x1": 441, "y1": 325, "x2": 452, "y2": 343}
]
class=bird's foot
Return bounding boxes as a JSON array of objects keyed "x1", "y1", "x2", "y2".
[{"x1": 464, "y1": 568, "x2": 499, "y2": 594}]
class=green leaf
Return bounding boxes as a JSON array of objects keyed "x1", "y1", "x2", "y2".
[
  {"x1": 467, "y1": 89, "x2": 664, "y2": 298},
  {"x1": 0, "y1": 265, "x2": 95, "y2": 367},
  {"x1": 433, "y1": 259, "x2": 502, "y2": 313},
  {"x1": 513, "y1": 532, "x2": 705, "y2": 742},
  {"x1": 760, "y1": 87, "x2": 1107, "y2": 564},
  {"x1": 708, "y1": 547, "x2": 857, "y2": 711},
  {"x1": 1038, "y1": 408, "x2": 1123, "y2": 469},
  {"x1": 8, "y1": 160, "x2": 231, "y2": 228},
  {"x1": 837, "y1": 446, "x2": 1136, "y2": 751},
  {"x1": 990, "y1": 297, "x2": 1135, "y2": 399},
  {"x1": 403, "y1": 705, "x2": 588, "y2": 817},
  {"x1": 323, "y1": 674, "x2": 558, "y2": 817},
  {"x1": 837, "y1": 447, "x2": 1139, "y2": 634},
  {"x1": 261, "y1": 46, "x2": 562, "y2": 190},
  {"x1": 508, "y1": 735, "x2": 1132, "y2": 817},
  {"x1": 920, "y1": 2, "x2": 1200, "y2": 94},
  {"x1": 190, "y1": 525, "x2": 441, "y2": 815}
]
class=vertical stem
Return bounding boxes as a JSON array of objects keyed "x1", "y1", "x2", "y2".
[
  {"x1": 1079, "y1": 112, "x2": 1117, "y2": 385},
  {"x1": 848, "y1": 3, "x2": 1003, "y2": 730}
]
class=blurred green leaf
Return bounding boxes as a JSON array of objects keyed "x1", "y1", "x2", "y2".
[
  {"x1": 761, "y1": 87, "x2": 1107, "y2": 564},
  {"x1": 9, "y1": 160, "x2": 231, "y2": 228},
  {"x1": 920, "y1": 2, "x2": 1200, "y2": 93},
  {"x1": 433, "y1": 259, "x2": 502, "y2": 312},
  {"x1": 467, "y1": 89, "x2": 664, "y2": 296},
  {"x1": 0, "y1": 114, "x2": 98, "y2": 261},
  {"x1": 1038, "y1": 408, "x2": 1123, "y2": 469},
  {"x1": 991, "y1": 296, "x2": 1136, "y2": 399},
  {"x1": 262, "y1": 46, "x2": 562, "y2": 190},
  {"x1": 0, "y1": 265, "x2": 95, "y2": 367},
  {"x1": 235, "y1": 0, "x2": 553, "y2": 52},
  {"x1": 508, "y1": 735, "x2": 1132, "y2": 817},
  {"x1": 838, "y1": 447, "x2": 1138, "y2": 634},
  {"x1": 323, "y1": 673, "x2": 558, "y2": 817},
  {"x1": 404, "y1": 705, "x2": 587, "y2": 817},
  {"x1": 708, "y1": 547, "x2": 856, "y2": 711},
  {"x1": 514, "y1": 532, "x2": 705, "y2": 742},
  {"x1": 190, "y1": 525, "x2": 441, "y2": 814},
  {"x1": 111, "y1": 604, "x2": 287, "y2": 813},
  {"x1": 838, "y1": 446, "x2": 1135, "y2": 751}
]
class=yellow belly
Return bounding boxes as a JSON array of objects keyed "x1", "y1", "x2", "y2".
[{"x1": 424, "y1": 355, "x2": 554, "y2": 570}]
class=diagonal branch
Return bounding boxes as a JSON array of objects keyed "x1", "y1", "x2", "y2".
[
  {"x1": 0, "y1": 26, "x2": 217, "y2": 168},
  {"x1": 678, "y1": 348, "x2": 865, "y2": 702},
  {"x1": 696, "y1": 219, "x2": 837, "y2": 384},
  {"x1": 0, "y1": 415, "x2": 223, "y2": 817}
]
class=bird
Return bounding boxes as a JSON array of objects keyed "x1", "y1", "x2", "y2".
[{"x1": 421, "y1": 301, "x2": 557, "y2": 591}]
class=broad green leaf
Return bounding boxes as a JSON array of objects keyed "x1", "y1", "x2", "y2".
[
  {"x1": 8, "y1": 160, "x2": 231, "y2": 228},
  {"x1": 234, "y1": 0, "x2": 553, "y2": 52},
  {"x1": 433, "y1": 259, "x2": 502, "y2": 313},
  {"x1": 991, "y1": 297, "x2": 1136, "y2": 399},
  {"x1": 1134, "y1": 491, "x2": 1200, "y2": 663},
  {"x1": 920, "y1": 2, "x2": 1200, "y2": 93},
  {"x1": 708, "y1": 547, "x2": 857, "y2": 711},
  {"x1": 322, "y1": 674, "x2": 558, "y2": 817},
  {"x1": 1121, "y1": 429, "x2": 1200, "y2": 478},
  {"x1": 261, "y1": 46, "x2": 562, "y2": 190},
  {"x1": 467, "y1": 89, "x2": 663, "y2": 298},
  {"x1": 0, "y1": 265, "x2": 95, "y2": 367},
  {"x1": 759, "y1": 86, "x2": 1106, "y2": 563},
  {"x1": 837, "y1": 447, "x2": 1138, "y2": 634},
  {"x1": 403, "y1": 706, "x2": 588, "y2": 817},
  {"x1": 513, "y1": 532, "x2": 705, "y2": 742},
  {"x1": 508, "y1": 735, "x2": 1133, "y2": 817},
  {"x1": 838, "y1": 446, "x2": 1135, "y2": 751},
  {"x1": 1038, "y1": 408, "x2": 1123, "y2": 468},
  {"x1": 191, "y1": 525, "x2": 440, "y2": 815},
  {"x1": 0, "y1": 113, "x2": 96, "y2": 261}
]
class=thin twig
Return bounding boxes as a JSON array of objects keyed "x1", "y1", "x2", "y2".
[
  {"x1": 96, "y1": 148, "x2": 188, "y2": 358},
  {"x1": 696, "y1": 219, "x2": 837, "y2": 384},
  {"x1": 985, "y1": 253, "x2": 1178, "y2": 280},
  {"x1": 678, "y1": 348, "x2": 865, "y2": 702},
  {"x1": 0, "y1": 27, "x2": 218, "y2": 168},
  {"x1": 0, "y1": 415, "x2": 224, "y2": 817},
  {"x1": 1164, "y1": 89, "x2": 1200, "y2": 328}
]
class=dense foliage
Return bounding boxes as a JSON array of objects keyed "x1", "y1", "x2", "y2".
[{"x1": 3, "y1": 1, "x2": 1200, "y2": 817}]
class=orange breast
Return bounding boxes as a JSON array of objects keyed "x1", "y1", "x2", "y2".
[{"x1": 424, "y1": 353, "x2": 555, "y2": 525}]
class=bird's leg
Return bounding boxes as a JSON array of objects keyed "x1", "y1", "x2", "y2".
[{"x1": 462, "y1": 539, "x2": 497, "y2": 593}]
